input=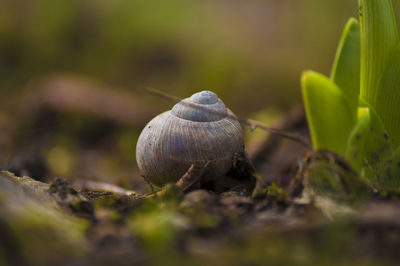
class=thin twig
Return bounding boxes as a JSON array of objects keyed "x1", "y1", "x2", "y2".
[{"x1": 140, "y1": 86, "x2": 311, "y2": 149}]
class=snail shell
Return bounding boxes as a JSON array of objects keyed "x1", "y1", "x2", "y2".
[{"x1": 136, "y1": 90, "x2": 244, "y2": 186}]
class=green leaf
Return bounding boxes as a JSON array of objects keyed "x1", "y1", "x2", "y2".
[
  {"x1": 359, "y1": 0, "x2": 399, "y2": 104},
  {"x1": 375, "y1": 45, "x2": 400, "y2": 148},
  {"x1": 302, "y1": 71, "x2": 355, "y2": 155},
  {"x1": 330, "y1": 17, "x2": 361, "y2": 122},
  {"x1": 380, "y1": 146, "x2": 400, "y2": 191},
  {"x1": 345, "y1": 107, "x2": 393, "y2": 185}
]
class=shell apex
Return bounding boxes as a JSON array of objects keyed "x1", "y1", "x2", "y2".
[{"x1": 171, "y1": 90, "x2": 227, "y2": 122}]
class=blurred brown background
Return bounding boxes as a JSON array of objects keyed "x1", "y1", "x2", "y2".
[{"x1": 0, "y1": 0, "x2": 398, "y2": 192}]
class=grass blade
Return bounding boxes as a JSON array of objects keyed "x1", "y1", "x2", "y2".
[
  {"x1": 330, "y1": 17, "x2": 361, "y2": 122},
  {"x1": 302, "y1": 71, "x2": 355, "y2": 155}
]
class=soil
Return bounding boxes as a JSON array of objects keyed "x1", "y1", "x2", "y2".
[{"x1": 1, "y1": 87, "x2": 400, "y2": 266}]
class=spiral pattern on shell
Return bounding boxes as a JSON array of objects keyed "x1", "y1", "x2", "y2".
[{"x1": 136, "y1": 91, "x2": 244, "y2": 186}]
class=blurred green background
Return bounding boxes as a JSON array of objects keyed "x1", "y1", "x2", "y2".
[{"x1": 0, "y1": 0, "x2": 398, "y2": 192}]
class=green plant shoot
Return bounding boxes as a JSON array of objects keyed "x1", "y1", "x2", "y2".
[
  {"x1": 330, "y1": 18, "x2": 360, "y2": 122},
  {"x1": 302, "y1": 71, "x2": 354, "y2": 155},
  {"x1": 301, "y1": 0, "x2": 400, "y2": 191},
  {"x1": 345, "y1": 107, "x2": 392, "y2": 187},
  {"x1": 359, "y1": 0, "x2": 400, "y2": 148}
]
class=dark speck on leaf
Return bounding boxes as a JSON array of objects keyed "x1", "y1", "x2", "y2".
[
  {"x1": 371, "y1": 153, "x2": 379, "y2": 163},
  {"x1": 397, "y1": 161, "x2": 400, "y2": 167},
  {"x1": 384, "y1": 133, "x2": 389, "y2": 141},
  {"x1": 370, "y1": 127, "x2": 374, "y2": 132},
  {"x1": 355, "y1": 134, "x2": 361, "y2": 140}
]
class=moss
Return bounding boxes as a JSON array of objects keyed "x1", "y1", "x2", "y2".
[
  {"x1": 266, "y1": 182, "x2": 288, "y2": 202},
  {"x1": 0, "y1": 172, "x2": 89, "y2": 265},
  {"x1": 178, "y1": 190, "x2": 224, "y2": 229},
  {"x1": 127, "y1": 199, "x2": 188, "y2": 266},
  {"x1": 155, "y1": 183, "x2": 183, "y2": 202}
]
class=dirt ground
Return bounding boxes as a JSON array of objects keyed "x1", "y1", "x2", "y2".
[{"x1": 1, "y1": 97, "x2": 400, "y2": 266}]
